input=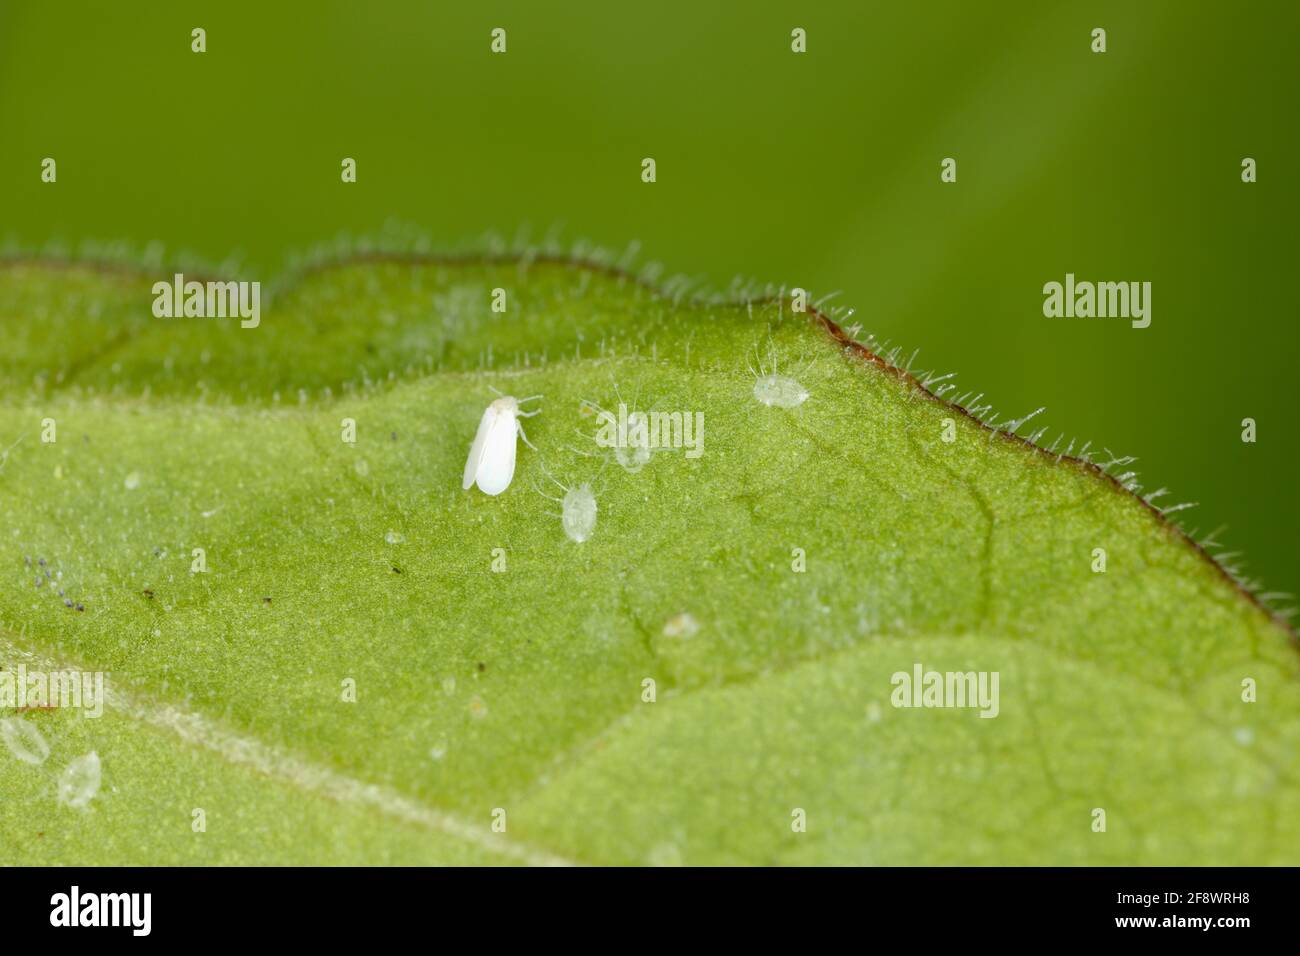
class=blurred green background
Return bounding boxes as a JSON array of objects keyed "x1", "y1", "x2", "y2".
[{"x1": 2, "y1": 1, "x2": 1296, "y2": 605}]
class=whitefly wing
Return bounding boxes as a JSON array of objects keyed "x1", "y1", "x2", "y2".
[
  {"x1": 462, "y1": 404, "x2": 498, "y2": 490},
  {"x1": 474, "y1": 404, "x2": 519, "y2": 495}
]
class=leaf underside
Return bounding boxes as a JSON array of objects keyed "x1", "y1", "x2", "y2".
[{"x1": 0, "y1": 257, "x2": 1296, "y2": 865}]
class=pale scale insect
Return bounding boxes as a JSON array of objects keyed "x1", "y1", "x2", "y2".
[{"x1": 462, "y1": 391, "x2": 542, "y2": 496}]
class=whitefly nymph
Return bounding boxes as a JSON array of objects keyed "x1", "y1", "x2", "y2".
[
  {"x1": 561, "y1": 483, "x2": 598, "y2": 543},
  {"x1": 462, "y1": 393, "x2": 542, "y2": 496},
  {"x1": 582, "y1": 392, "x2": 657, "y2": 474},
  {"x1": 536, "y1": 469, "x2": 599, "y2": 543},
  {"x1": 749, "y1": 342, "x2": 811, "y2": 408},
  {"x1": 753, "y1": 374, "x2": 810, "y2": 408},
  {"x1": 614, "y1": 410, "x2": 653, "y2": 473}
]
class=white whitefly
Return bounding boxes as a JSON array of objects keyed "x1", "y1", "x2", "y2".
[
  {"x1": 0, "y1": 717, "x2": 50, "y2": 765},
  {"x1": 463, "y1": 394, "x2": 542, "y2": 496}
]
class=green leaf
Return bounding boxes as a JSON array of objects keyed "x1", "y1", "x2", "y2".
[{"x1": 1, "y1": 256, "x2": 1296, "y2": 865}]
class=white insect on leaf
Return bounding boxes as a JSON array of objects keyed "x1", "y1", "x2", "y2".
[
  {"x1": 0, "y1": 716, "x2": 50, "y2": 765},
  {"x1": 535, "y1": 466, "x2": 599, "y2": 543},
  {"x1": 57, "y1": 751, "x2": 102, "y2": 809},
  {"x1": 561, "y1": 483, "x2": 598, "y2": 543},
  {"x1": 749, "y1": 339, "x2": 811, "y2": 409},
  {"x1": 754, "y1": 375, "x2": 810, "y2": 409},
  {"x1": 462, "y1": 391, "x2": 542, "y2": 496},
  {"x1": 581, "y1": 382, "x2": 659, "y2": 474},
  {"x1": 615, "y1": 411, "x2": 653, "y2": 473}
]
